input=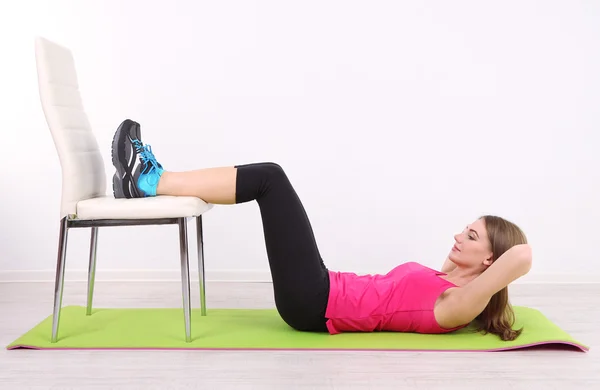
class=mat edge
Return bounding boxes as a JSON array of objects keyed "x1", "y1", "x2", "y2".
[{"x1": 6, "y1": 340, "x2": 589, "y2": 352}]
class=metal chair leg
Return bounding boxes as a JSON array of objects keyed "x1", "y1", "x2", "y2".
[
  {"x1": 51, "y1": 217, "x2": 69, "y2": 343},
  {"x1": 86, "y1": 227, "x2": 99, "y2": 315},
  {"x1": 178, "y1": 218, "x2": 192, "y2": 342},
  {"x1": 196, "y1": 216, "x2": 207, "y2": 316}
]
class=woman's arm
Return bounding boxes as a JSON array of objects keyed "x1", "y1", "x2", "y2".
[{"x1": 439, "y1": 244, "x2": 533, "y2": 327}]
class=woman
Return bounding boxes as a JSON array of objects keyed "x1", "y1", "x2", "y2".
[{"x1": 112, "y1": 119, "x2": 533, "y2": 341}]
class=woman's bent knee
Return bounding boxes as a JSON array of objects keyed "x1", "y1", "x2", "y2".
[
  {"x1": 259, "y1": 162, "x2": 287, "y2": 181},
  {"x1": 262, "y1": 162, "x2": 284, "y2": 172}
]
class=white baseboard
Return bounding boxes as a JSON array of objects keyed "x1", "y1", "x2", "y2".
[
  {"x1": 0, "y1": 269, "x2": 598, "y2": 284},
  {"x1": 0, "y1": 269, "x2": 273, "y2": 283}
]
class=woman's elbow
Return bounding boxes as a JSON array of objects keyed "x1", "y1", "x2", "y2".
[{"x1": 516, "y1": 244, "x2": 533, "y2": 273}]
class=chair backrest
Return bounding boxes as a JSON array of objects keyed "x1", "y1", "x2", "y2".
[{"x1": 34, "y1": 37, "x2": 106, "y2": 219}]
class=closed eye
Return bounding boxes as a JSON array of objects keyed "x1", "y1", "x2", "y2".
[{"x1": 465, "y1": 226, "x2": 480, "y2": 240}]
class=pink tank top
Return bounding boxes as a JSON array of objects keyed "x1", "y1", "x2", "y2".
[{"x1": 325, "y1": 262, "x2": 467, "y2": 334}]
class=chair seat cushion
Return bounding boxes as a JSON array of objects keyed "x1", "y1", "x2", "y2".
[{"x1": 75, "y1": 195, "x2": 213, "y2": 220}]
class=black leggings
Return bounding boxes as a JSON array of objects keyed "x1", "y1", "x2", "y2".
[{"x1": 235, "y1": 162, "x2": 330, "y2": 332}]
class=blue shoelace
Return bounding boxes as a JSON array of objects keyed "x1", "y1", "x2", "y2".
[
  {"x1": 132, "y1": 140, "x2": 144, "y2": 153},
  {"x1": 133, "y1": 141, "x2": 161, "y2": 174}
]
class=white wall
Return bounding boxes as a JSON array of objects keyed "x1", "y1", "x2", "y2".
[{"x1": 1, "y1": 0, "x2": 599, "y2": 283}]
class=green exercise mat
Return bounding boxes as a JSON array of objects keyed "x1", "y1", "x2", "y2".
[{"x1": 6, "y1": 305, "x2": 588, "y2": 352}]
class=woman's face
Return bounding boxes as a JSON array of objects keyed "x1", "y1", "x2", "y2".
[{"x1": 448, "y1": 218, "x2": 493, "y2": 269}]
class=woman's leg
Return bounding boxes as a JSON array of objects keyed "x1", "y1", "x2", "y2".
[
  {"x1": 158, "y1": 163, "x2": 330, "y2": 331},
  {"x1": 111, "y1": 122, "x2": 329, "y2": 331},
  {"x1": 156, "y1": 167, "x2": 237, "y2": 204}
]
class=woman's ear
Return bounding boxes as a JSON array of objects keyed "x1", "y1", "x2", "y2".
[{"x1": 483, "y1": 254, "x2": 494, "y2": 266}]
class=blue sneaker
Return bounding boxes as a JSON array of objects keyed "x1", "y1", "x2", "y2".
[
  {"x1": 112, "y1": 119, "x2": 144, "y2": 198},
  {"x1": 134, "y1": 144, "x2": 164, "y2": 197},
  {"x1": 111, "y1": 119, "x2": 164, "y2": 198}
]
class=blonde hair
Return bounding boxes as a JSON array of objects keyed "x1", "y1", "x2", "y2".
[{"x1": 475, "y1": 215, "x2": 528, "y2": 341}]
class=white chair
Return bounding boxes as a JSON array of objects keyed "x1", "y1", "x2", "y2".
[{"x1": 34, "y1": 36, "x2": 212, "y2": 343}]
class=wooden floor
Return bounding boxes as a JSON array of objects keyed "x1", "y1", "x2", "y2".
[{"x1": 0, "y1": 281, "x2": 597, "y2": 389}]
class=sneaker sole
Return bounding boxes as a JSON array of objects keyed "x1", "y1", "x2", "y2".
[{"x1": 111, "y1": 119, "x2": 141, "y2": 198}]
